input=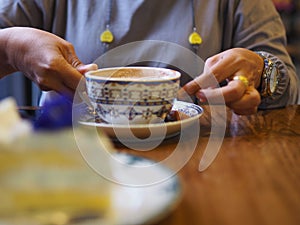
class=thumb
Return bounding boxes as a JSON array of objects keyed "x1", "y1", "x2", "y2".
[{"x1": 77, "y1": 63, "x2": 98, "y2": 75}]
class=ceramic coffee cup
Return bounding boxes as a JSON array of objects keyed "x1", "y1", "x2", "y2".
[{"x1": 85, "y1": 67, "x2": 181, "y2": 124}]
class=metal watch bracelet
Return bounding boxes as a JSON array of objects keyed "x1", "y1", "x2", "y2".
[{"x1": 255, "y1": 51, "x2": 279, "y2": 97}]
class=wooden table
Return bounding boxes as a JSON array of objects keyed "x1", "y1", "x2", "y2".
[{"x1": 114, "y1": 105, "x2": 300, "y2": 225}]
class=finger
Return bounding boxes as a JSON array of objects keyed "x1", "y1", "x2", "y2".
[
  {"x1": 58, "y1": 42, "x2": 90, "y2": 89},
  {"x1": 182, "y1": 54, "x2": 241, "y2": 96},
  {"x1": 228, "y1": 86, "x2": 261, "y2": 115},
  {"x1": 231, "y1": 106, "x2": 258, "y2": 115},
  {"x1": 61, "y1": 41, "x2": 83, "y2": 69},
  {"x1": 204, "y1": 54, "x2": 239, "y2": 81},
  {"x1": 62, "y1": 68, "x2": 82, "y2": 92},
  {"x1": 196, "y1": 78, "x2": 248, "y2": 104},
  {"x1": 183, "y1": 70, "x2": 220, "y2": 95},
  {"x1": 62, "y1": 63, "x2": 98, "y2": 92}
]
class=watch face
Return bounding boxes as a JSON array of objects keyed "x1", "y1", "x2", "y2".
[{"x1": 269, "y1": 67, "x2": 278, "y2": 94}]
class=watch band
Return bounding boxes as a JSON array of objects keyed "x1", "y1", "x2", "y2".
[
  {"x1": 255, "y1": 51, "x2": 279, "y2": 97},
  {"x1": 253, "y1": 51, "x2": 292, "y2": 109}
]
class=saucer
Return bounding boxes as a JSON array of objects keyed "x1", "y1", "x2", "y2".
[{"x1": 78, "y1": 101, "x2": 203, "y2": 141}]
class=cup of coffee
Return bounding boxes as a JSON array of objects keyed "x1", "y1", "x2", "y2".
[{"x1": 85, "y1": 67, "x2": 181, "y2": 125}]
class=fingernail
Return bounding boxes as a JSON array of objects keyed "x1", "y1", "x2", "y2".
[{"x1": 196, "y1": 91, "x2": 207, "y2": 103}]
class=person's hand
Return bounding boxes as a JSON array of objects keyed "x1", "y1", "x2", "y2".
[
  {"x1": 181, "y1": 48, "x2": 264, "y2": 115},
  {"x1": 2, "y1": 27, "x2": 97, "y2": 98}
]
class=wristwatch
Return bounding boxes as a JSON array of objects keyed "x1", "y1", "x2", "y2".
[{"x1": 256, "y1": 52, "x2": 279, "y2": 97}]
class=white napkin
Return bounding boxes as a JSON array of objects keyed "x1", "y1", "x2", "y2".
[{"x1": 0, "y1": 97, "x2": 32, "y2": 144}]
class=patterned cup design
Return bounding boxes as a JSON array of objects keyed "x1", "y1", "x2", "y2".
[{"x1": 86, "y1": 67, "x2": 181, "y2": 124}]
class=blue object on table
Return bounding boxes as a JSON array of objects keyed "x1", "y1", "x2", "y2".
[{"x1": 34, "y1": 95, "x2": 73, "y2": 130}]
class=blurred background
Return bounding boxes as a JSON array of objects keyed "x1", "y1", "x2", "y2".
[
  {"x1": 273, "y1": 0, "x2": 300, "y2": 67},
  {"x1": 1, "y1": 0, "x2": 299, "y2": 106}
]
